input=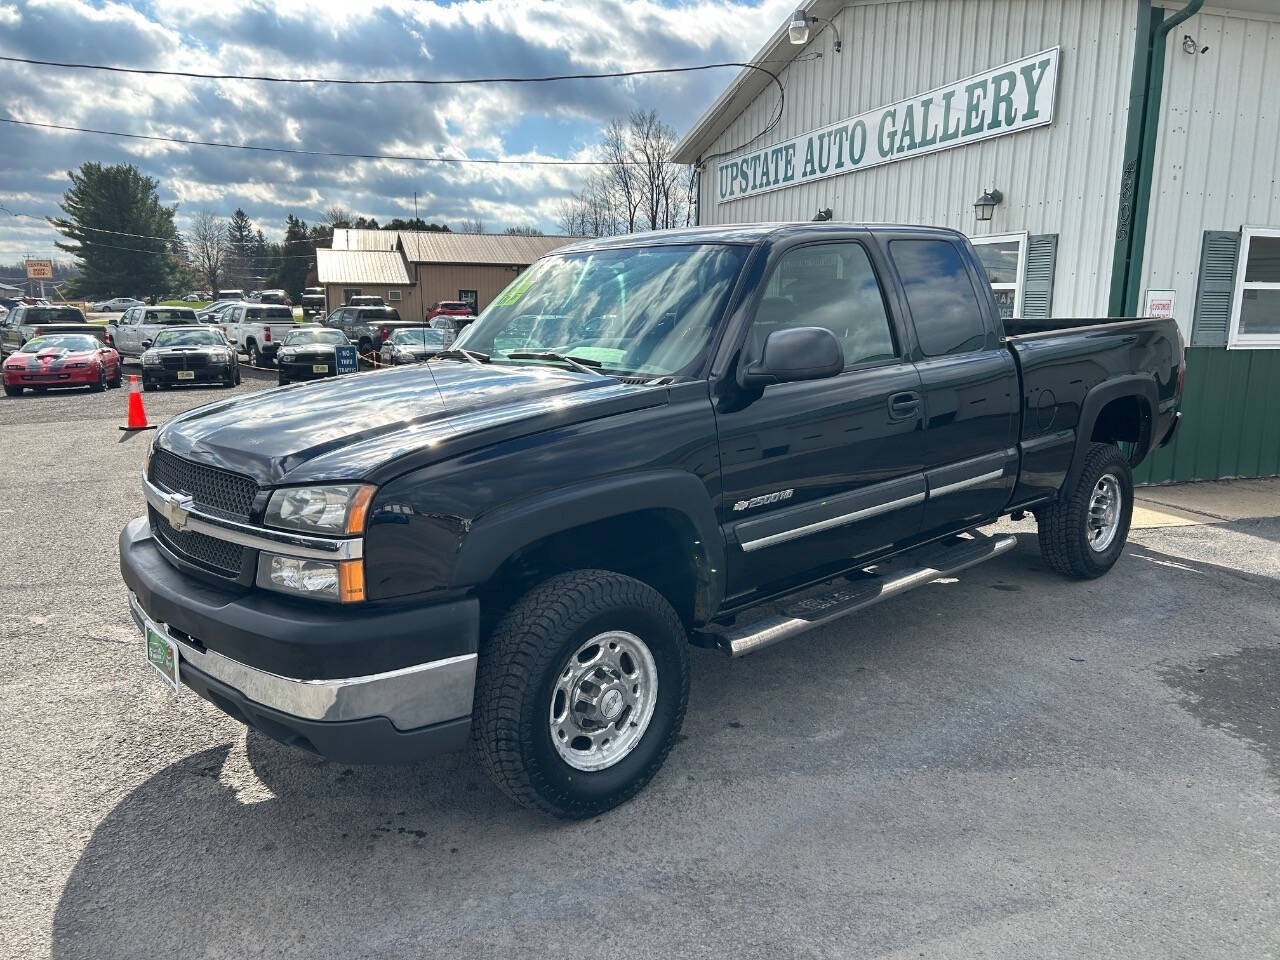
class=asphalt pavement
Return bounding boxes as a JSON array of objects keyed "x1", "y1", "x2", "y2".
[{"x1": 1, "y1": 368, "x2": 1277, "y2": 959}]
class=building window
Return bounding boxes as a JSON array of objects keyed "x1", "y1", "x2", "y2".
[
  {"x1": 459, "y1": 290, "x2": 477, "y2": 311},
  {"x1": 387, "y1": 289, "x2": 402, "y2": 302},
  {"x1": 1230, "y1": 227, "x2": 1280, "y2": 348},
  {"x1": 342, "y1": 287, "x2": 362, "y2": 304},
  {"x1": 970, "y1": 232, "x2": 1026, "y2": 320}
]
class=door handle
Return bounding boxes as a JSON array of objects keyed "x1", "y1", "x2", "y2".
[{"x1": 888, "y1": 391, "x2": 921, "y2": 420}]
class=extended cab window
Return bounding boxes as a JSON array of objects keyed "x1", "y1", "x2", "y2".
[
  {"x1": 754, "y1": 242, "x2": 896, "y2": 368},
  {"x1": 890, "y1": 239, "x2": 987, "y2": 356}
]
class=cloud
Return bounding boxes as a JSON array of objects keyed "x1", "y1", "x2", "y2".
[{"x1": 0, "y1": 0, "x2": 795, "y2": 262}]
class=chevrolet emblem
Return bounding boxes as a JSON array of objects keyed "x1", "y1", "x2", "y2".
[{"x1": 162, "y1": 493, "x2": 195, "y2": 531}]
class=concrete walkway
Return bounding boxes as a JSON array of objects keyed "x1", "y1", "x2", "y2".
[{"x1": 1132, "y1": 476, "x2": 1280, "y2": 529}]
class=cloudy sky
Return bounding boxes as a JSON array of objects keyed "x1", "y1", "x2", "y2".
[{"x1": 0, "y1": 0, "x2": 795, "y2": 264}]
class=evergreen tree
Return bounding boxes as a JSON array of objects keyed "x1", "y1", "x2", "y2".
[
  {"x1": 227, "y1": 207, "x2": 255, "y2": 288},
  {"x1": 272, "y1": 214, "x2": 312, "y2": 301},
  {"x1": 49, "y1": 162, "x2": 178, "y2": 298}
]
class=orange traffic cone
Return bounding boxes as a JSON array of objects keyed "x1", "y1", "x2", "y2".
[{"x1": 119, "y1": 375, "x2": 156, "y2": 432}]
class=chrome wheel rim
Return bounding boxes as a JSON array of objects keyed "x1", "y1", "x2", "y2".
[
  {"x1": 549, "y1": 630, "x2": 658, "y2": 772},
  {"x1": 1087, "y1": 473, "x2": 1123, "y2": 552}
]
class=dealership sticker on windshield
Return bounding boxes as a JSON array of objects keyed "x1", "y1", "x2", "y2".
[{"x1": 144, "y1": 623, "x2": 180, "y2": 696}]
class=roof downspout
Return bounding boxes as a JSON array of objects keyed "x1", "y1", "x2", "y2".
[{"x1": 1109, "y1": 0, "x2": 1205, "y2": 316}]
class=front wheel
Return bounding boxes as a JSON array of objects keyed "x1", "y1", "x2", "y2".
[
  {"x1": 471, "y1": 570, "x2": 690, "y2": 818},
  {"x1": 1035, "y1": 442, "x2": 1134, "y2": 579},
  {"x1": 3, "y1": 384, "x2": 20, "y2": 397},
  {"x1": 91, "y1": 367, "x2": 106, "y2": 393},
  {"x1": 110, "y1": 364, "x2": 122, "y2": 388}
]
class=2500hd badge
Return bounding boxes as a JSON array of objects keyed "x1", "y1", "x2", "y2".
[{"x1": 120, "y1": 223, "x2": 1183, "y2": 818}]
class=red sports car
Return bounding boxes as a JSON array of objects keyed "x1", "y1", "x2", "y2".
[
  {"x1": 427, "y1": 299, "x2": 475, "y2": 319},
  {"x1": 2, "y1": 333, "x2": 123, "y2": 396}
]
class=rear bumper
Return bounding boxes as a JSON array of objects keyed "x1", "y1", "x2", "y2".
[{"x1": 120, "y1": 514, "x2": 479, "y2": 762}]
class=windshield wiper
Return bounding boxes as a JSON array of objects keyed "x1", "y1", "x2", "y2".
[
  {"x1": 506, "y1": 351, "x2": 605, "y2": 376},
  {"x1": 434, "y1": 348, "x2": 490, "y2": 365}
]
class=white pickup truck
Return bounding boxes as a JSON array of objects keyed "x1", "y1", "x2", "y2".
[
  {"x1": 218, "y1": 303, "x2": 297, "y2": 368},
  {"x1": 108, "y1": 306, "x2": 203, "y2": 357}
]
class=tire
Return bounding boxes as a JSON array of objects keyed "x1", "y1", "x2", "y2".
[
  {"x1": 91, "y1": 367, "x2": 106, "y2": 393},
  {"x1": 143, "y1": 380, "x2": 156, "y2": 392},
  {"x1": 278, "y1": 375, "x2": 289, "y2": 386},
  {"x1": 3, "y1": 385, "x2": 20, "y2": 397},
  {"x1": 110, "y1": 364, "x2": 122, "y2": 388},
  {"x1": 1035, "y1": 442, "x2": 1134, "y2": 579},
  {"x1": 472, "y1": 570, "x2": 690, "y2": 819},
  {"x1": 247, "y1": 343, "x2": 262, "y2": 368}
]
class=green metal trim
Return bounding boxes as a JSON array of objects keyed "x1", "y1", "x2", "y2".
[{"x1": 1108, "y1": 0, "x2": 1160, "y2": 317}]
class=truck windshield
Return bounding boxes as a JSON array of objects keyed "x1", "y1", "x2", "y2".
[{"x1": 454, "y1": 243, "x2": 749, "y2": 376}]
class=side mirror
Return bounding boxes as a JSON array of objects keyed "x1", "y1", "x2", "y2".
[
  {"x1": 141, "y1": 339, "x2": 153, "y2": 349},
  {"x1": 739, "y1": 326, "x2": 844, "y2": 390}
]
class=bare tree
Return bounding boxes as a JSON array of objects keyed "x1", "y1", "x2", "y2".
[
  {"x1": 504, "y1": 225, "x2": 544, "y2": 236},
  {"x1": 456, "y1": 217, "x2": 485, "y2": 234},
  {"x1": 187, "y1": 210, "x2": 230, "y2": 295},
  {"x1": 558, "y1": 110, "x2": 692, "y2": 237}
]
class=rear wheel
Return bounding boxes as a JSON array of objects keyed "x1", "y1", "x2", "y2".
[
  {"x1": 247, "y1": 343, "x2": 262, "y2": 368},
  {"x1": 1035, "y1": 442, "x2": 1133, "y2": 579},
  {"x1": 472, "y1": 570, "x2": 690, "y2": 818}
]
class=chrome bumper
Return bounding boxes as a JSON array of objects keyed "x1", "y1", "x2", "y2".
[{"x1": 128, "y1": 591, "x2": 476, "y2": 730}]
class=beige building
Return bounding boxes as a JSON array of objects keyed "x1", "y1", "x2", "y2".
[{"x1": 318, "y1": 229, "x2": 582, "y2": 321}]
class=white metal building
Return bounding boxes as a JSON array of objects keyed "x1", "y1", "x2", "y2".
[{"x1": 675, "y1": 0, "x2": 1280, "y2": 483}]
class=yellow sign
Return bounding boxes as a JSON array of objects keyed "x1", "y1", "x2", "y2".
[{"x1": 25, "y1": 260, "x2": 53, "y2": 280}]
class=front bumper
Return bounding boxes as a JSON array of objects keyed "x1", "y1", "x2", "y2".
[
  {"x1": 278, "y1": 357, "x2": 335, "y2": 380},
  {"x1": 121, "y1": 515, "x2": 479, "y2": 761},
  {"x1": 4, "y1": 368, "x2": 98, "y2": 387},
  {"x1": 143, "y1": 364, "x2": 235, "y2": 385}
]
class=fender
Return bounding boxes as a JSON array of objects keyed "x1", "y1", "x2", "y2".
[
  {"x1": 1065, "y1": 374, "x2": 1157, "y2": 491},
  {"x1": 452, "y1": 470, "x2": 727, "y2": 623}
]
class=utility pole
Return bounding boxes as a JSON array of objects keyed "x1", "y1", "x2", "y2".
[{"x1": 413, "y1": 191, "x2": 418, "y2": 222}]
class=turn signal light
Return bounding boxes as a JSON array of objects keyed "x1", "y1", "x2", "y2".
[{"x1": 338, "y1": 560, "x2": 365, "y2": 603}]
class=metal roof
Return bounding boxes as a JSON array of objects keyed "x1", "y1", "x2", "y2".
[
  {"x1": 329, "y1": 228, "x2": 398, "y2": 251},
  {"x1": 315, "y1": 249, "x2": 412, "y2": 285},
  {"x1": 398, "y1": 231, "x2": 582, "y2": 265}
]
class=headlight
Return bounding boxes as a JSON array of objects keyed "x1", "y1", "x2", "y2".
[
  {"x1": 142, "y1": 353, "x2": 161, "y2": 365},
  {"x1": 279, "y1": 348, "x2": 296, "y2": 359},
  {"x1": 256, "y1": 553, "x2": 365, "y2": 603},
  {"x1": 66, "y1": 362, "x2": 87, "y2": 368},
  {"x1": 264, "y1": 483, "x2": 376, "y2": 535}
]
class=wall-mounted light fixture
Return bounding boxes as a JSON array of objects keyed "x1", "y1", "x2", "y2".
[
  {"x1": 973, "y1": 188, "x2": 1003, "y2": 222},
  {"x1": 1182, "y1": 34, "x2": 1209, "y2": 54},
  {"x1": 788, "y1": 9, "x2": 842, "y2": 52}
]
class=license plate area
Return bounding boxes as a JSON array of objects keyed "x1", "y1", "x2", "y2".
[
  {"x1": 144, "y1": 621, "x2": 181, "y2": 695},
  {"x1": 177, "y1": 370, "x2": 195, "y2": 380},
  {"x1": 312, "y1": 364, "x2": 328, "y2": 373}
]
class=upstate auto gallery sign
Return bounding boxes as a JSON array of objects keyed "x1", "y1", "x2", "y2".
[{"x1": 716, "y1": 48, "x2": 1059, "y2": 204}]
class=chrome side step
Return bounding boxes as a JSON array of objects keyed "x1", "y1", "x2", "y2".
[{"x1": 703, "y1": 532, "x2": 1018, "y2": 657}]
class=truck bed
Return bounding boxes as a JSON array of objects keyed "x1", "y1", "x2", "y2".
[{"x1": 1003, "y1": 315, "x2": 1184, "y2": 507}]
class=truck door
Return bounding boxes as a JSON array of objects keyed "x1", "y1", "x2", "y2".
[
  {"x1": 116, "y1": 307, "x2": 140, "y2": 354},
  {"x1": 715, "y1": 238, "x2": 926, "y2": 598},
  {"x1": 884, "y1": 236, "x2": 1019, "y2": 535}
]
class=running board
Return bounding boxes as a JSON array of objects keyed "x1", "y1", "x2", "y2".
[{"x1": 702, "y1": 532, "x2": 1018, "y2": 658}]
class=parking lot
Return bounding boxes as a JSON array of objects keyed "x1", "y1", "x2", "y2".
[{"x1": 2, "y1": 369, "x2": 1278, "y2": 959}]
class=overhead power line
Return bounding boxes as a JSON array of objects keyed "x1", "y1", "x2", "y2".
[
  {"x1": 0, "y1": 116, "x2": 626, "y2": 166},
  {"x1": 0, "y1": 53, "x2": 781, "y2": 88}
]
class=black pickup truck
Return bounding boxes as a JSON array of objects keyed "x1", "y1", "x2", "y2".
[{"x1": 120, "y1": 224, "x2": 1183, "y2": 817}]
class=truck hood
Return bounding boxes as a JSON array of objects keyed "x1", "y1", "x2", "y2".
[{"x1": 155, "y1": 361, "x2": 660, "y2": 486}]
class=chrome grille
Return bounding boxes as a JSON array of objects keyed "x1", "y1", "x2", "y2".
[
  {"x1": 149, "y1": 449, "x2": 257, "y2": 520},
  {"x1": 149, "y1": 505, "x2": 244, "y2": 578}
]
